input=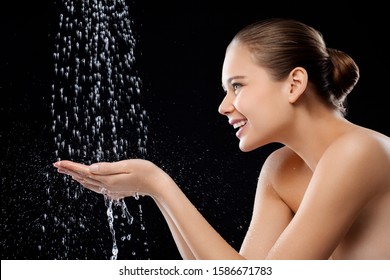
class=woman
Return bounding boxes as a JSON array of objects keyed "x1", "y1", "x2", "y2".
[{"x1": 53, "y1": 18, "x2": 390, "y2": 259}]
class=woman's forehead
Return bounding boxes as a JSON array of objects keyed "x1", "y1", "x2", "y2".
[{"x1": 222, "y1": 44, "x2": 258, "y2": 81}]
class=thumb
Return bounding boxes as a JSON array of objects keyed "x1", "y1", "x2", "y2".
[{"x1": 89, "y1": 160, "x2": 130, "y2": 175}]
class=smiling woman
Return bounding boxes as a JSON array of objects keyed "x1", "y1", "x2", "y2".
[
  {"x1": 1, "y1": 0, "x2": 390, "y2": 271},
  {"x1": 54, "y1": 18, "x2": 390, "y2": 260}
]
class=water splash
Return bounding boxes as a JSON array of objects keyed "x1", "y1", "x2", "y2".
[
  {"x1": 52, "y1": 0, "x2": 148, "y2": 163},
  {"x1": 100, "y1": 187, "x2": 138, "y2": 260},
  {"x1": 51, "y1": 0, "x2": 149, "y2": 259}
]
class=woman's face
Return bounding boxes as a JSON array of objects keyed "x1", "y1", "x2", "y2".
[{"x1": 219, "y1": 43, "x2": 292, "y2": 152}]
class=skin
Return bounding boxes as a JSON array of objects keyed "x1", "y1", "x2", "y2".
[{"x1": 53, "y1": 42, "x2": 390, "y2": 259}]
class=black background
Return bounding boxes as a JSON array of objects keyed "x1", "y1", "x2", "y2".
[{"x1": 1, "y1": 1, "x2": 389, "y2": 260}]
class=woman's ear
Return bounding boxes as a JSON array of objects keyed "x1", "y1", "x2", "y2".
[{"x1": 288, "y1": 67, "x2": 308, "y2": 104}]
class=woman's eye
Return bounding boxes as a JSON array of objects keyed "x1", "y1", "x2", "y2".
[{"x1": 232, "y1": 83, "x2": 242, "y2": 92}]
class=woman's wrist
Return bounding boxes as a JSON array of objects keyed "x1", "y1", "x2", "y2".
[{"x1": 146, "y1": 167, "x2": 178, "y2": 200}]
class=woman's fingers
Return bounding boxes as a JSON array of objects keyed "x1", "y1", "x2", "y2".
[
  {"x1": 54, "y1": 160, "x2": 104, "y2": 191},
  {"x1": 73, "y1": 175, "x2": 136, "y2": 200},
  {"x1": 53, "y1": 159, "x2": 156, "y2": 196},
  {"x1": 75, "y1": 174, "x2": 104, "y2": 189},
  {"x1": 54, "y1": 160, "x2": 109, "y2": 185},
  {"x1": 72, "y1": 176, "x2": 101, "y2": 194},
  {"x1": 55, "y1": 166, "x2": 90, "y2": 182},
  {"x1": 54, "y1": 160, "x2": 90, "y2": 176}
]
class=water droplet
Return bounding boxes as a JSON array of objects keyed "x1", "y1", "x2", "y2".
[{"x1": 51, "y1": 0, "x2": 149, "y2": 260}]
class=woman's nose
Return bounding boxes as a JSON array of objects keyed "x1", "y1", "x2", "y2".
[{"x1": 218, "y1": 94, "x2": 235, "y2": 116}]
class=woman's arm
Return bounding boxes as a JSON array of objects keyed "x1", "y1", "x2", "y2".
[
  {"x1": 152, "y1": 173, "x2": 245, "y2": 259},
  {"x1": 264, "y1": 136, "x2": 387, "y2": 259},
  {"x1": 240, "y1": 151, "x2": 294, "y2": 259},
  {"x1": 242, "y1": 135, "x2": 388, "y2": 260},
  {"x1": 153, "y1": 199, "x2": 196, "y2": 259},
  {"x1": 54, "y1": 133, "x2": 385, "y2": 260},
  {"x1": 54, "y1": 159, "x2": 244, "y2": 259}
]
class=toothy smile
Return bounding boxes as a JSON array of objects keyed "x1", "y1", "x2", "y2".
[{"x1": 233, "y1": 120, "x2": 247, "y2": 129}]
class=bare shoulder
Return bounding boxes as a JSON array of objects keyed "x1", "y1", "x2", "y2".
[
  {"x1": 262, "y1": 146, "x2": 305, "y2": 175},
  {"x1": 325, "y1": 128, "x2": 390, "y2": 259},
  {"x1": 259, "y1": 145, "x2": 311, "y2": 206},
  {"x1": 328, "y1": 127, "x2": 390, "y2": 157},
  {"x1": 321, "y1": 127, "x2": 390, "y2": 191}
]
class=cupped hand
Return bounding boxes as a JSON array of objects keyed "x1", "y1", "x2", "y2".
[{"x1": 53, "y1": 159, "x2": 164, "y2": 199}]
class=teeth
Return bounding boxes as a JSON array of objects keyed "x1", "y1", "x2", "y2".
[{"x1": 233, "y1": 120, "x2": 247, "y2": 129}]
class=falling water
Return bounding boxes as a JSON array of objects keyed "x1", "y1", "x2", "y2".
[{"x1": 51, "y1": 0, "x2": 148, "y2": 259}]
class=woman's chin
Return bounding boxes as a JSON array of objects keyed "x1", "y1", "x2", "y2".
[
  {"x1": 239, "y1": 141, "x2": 255, "y2": 152},
  {"x1": 239, "y1": 138, "x2": 266, "y2": 152}
]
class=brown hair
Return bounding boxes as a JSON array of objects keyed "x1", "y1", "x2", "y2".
[{"x1": 230, "y1": 18, "x2": 360, "y2": 115}]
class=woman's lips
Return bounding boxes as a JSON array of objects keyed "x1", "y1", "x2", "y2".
[{"x1": 231, "y1": 120, "x2": 247, "y2": 138}]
